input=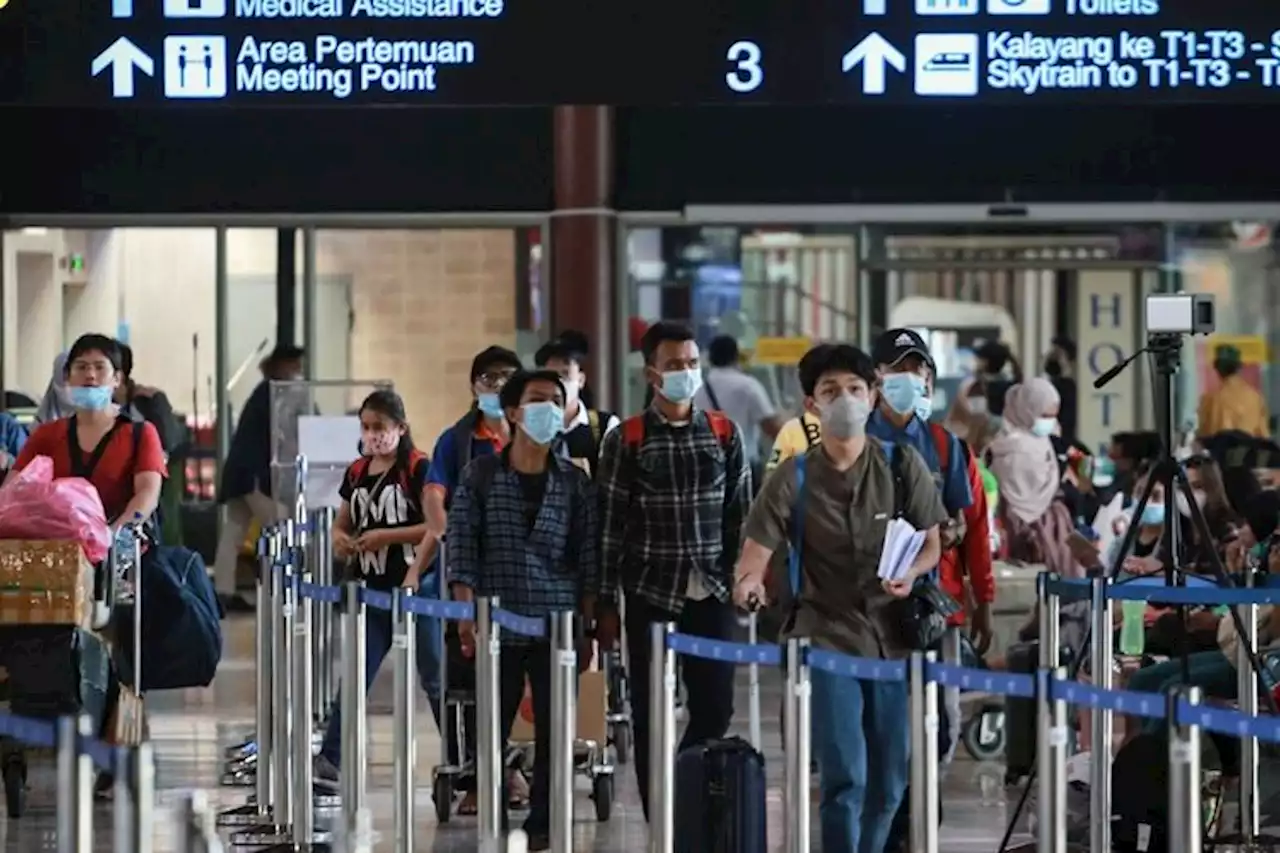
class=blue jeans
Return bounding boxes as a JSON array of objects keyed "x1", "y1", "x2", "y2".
[
  {"x1": 319, "y1": 575, "x2": 444, "y2": 766},
  {"x1": 811, "y1": 669, "x2": 911, "y2": 853}
]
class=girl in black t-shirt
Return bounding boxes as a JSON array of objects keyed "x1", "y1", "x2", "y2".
[{"x1": 316, "y1": 390, "x2": 441, "y2": 780}]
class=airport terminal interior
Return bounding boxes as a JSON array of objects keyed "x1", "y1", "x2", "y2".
[{"x1": 0, "y1": 213, "x2": 1278, "y2": 851}]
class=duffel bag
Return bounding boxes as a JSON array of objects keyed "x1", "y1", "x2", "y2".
[
  {"x1": 119, "y1": 545, "x2": 222, "y2": 691},
  {"x1": 0, "y1": 625, "x2": 110, "y2": 725}
]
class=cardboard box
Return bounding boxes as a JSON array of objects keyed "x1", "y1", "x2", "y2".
[
  {"x1": 106, "y1": 684, "x2": 145, "y2": 746},
  {"x1": 508, "y1": 670, "x2": 608, "y2": 746},
  {"x1": 0, "y1": 540, "x2": 93, "y2": 628}
]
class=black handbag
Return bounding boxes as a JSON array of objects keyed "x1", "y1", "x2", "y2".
[{"x1": 885, "y1": 445, "x2": 962, "y2": 651}]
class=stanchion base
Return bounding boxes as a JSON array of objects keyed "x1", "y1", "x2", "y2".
[
  {"x1": 229, "y1": 826, "x2": 291, "y2": 847},
  {"x1": 220, "y1": 770, "x2": 256, "y2": 787},
  {"x1": 255, "y1": 845, "x2": 331, "y2": 852},
  {"x1": 216, "y1": 804, "x2": 273, "y2": 827}
]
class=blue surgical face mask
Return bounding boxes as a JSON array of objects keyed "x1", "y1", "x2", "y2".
[
  {"x1": 520, "y1": 401, "x2": 565, "y2": 446},
  {"x1": 659, "y1": 369, "x2": 702, "y2": 404},
  {"x1": 67, "y1": 385, "x2": 113, "y2": 411},
  {"x1": 476, "y1": 392, "x2": 503, "y2": 419},
  {"x1": 1140, "y1": 503, "x2": 1166, "y2": 527},
  {"x1": 1092, "y1": 457, "x2": 1115, "y2": 487},
  {"x1": 881, "y1": 373, "x2": 925, "y2": 416},
  {"x1": 1031, "y1": 417, "x2": 1058, "y2": 438},
  {"x1": 913, "y1": 396, "x2": 933, "y2": 423}
]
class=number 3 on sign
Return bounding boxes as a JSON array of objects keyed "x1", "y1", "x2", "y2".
[{"x1": 726, "y1": 40, "x2": 763, "y2": 94}]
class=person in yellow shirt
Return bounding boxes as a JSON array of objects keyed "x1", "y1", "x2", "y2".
[
  {"x1": 1198, "y1": 344, "x2": 1270, "y2": 438},
  {"x1": 765, "y1": 346, "x2": 827, "y2": 473}
]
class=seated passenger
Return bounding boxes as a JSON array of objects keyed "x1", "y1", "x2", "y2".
[
  {"x1": 9, "y1": 334, "x2": 165, "y2": 528},
  {"x1": 732, "y1": 344, "x2": 947, "y2": 853},
  {"x1": 314, "y1": 390, "x2": 438, "y2": 782},
  {"x1": 0, "y1": 411, "x2": 27, "y2": 471},
  {"x1": 446, "y1": 370, "x2": 599, "y2": 852},
  {"x1": 35, "y1": 352, "x2": 73, "y2": 424},
  {"x1": 986, "y1": 378, "x2": 1080, "y2": 578}
]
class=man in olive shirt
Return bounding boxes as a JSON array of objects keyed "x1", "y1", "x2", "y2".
[{"x1": 732, "y1": 344, "x2": 947, "y2": 853}]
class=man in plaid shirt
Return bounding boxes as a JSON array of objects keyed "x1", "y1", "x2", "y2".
[
  {"x1": 447, "y1": 369, "x2": 599, "y2": 850},
  {"x1": 595, "y1": 321, "x2": 753, "y2": 820}
]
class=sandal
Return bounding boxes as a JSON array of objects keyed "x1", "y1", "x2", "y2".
[
  {"x1": 508, "y1": 769, "x2": 530, "y2": 809},
  {"x1": 457, "y1": 791, "x2": 478, "y2": 816}
]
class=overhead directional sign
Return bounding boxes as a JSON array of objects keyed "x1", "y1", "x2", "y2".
[{"x1": 2, "y1": 0, "x2": 1280, "y2": 105}]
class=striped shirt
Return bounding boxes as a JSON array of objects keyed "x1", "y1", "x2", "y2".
[
  {"x1": 446, "y1": 450, "x2": 599, "y2": 643},
  {"x1": 597, "y1": 408, "x2": 752, "y2": 613}
]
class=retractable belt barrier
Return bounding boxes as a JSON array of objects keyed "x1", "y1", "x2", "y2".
[
  {"x1": 643, "y1": 572, "x2": 1280, "y2": 853},
  {"x1": 0, "y1": 711, "x2": 155, "y2": 853}
]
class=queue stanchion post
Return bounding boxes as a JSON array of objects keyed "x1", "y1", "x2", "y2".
[
  {"x1": 290, "y1": 572, "x2": 332, "y2": 848},
  {"x1": 909, "y1": 651, "x2": 940, "y2": 853},
  {"x1": 1238, "y1": 569, "x2": 1260, "y2": 844},
  {"x1": 1168, "y1": 687, "x2": 1203, "y2": 853},
  {"x1": 782, "y1": 637, "x2": 811, "y2": 853},
  {"x1": 747, "y1": 610, "x2": 761, "y2": 752},
  {"x1": 112, "y1": 747, "x2": 135, "y2": 853},
  {"x1": 221, "y1": 528, "x2": 279, "y2": 824},
  {"x1": 648, "y1": 622, "x2": 676, "y2": 853},
  {"x1": 1088, "y1": 575, "x2": 1112, "y2": 853},
  {"x1": 233, "y1": 527, "x2": 295, "y2": 847},
  {"x1": 314, "y1": 506, "x2": 337, "y2": 723},
  {"x1": 475, "y1": 597, "x2": 503, "y2": 849},
  {"x1": 55, "y1": 716, "x2": 82, "y2": 853},
  {"x1": 341, "y1": 580, "x2": 369, "y2": 836},
  {"x1": 1037, "y1": 667, "x2": 1069, "y2": 853},
  {"x1": 549, "y1": 611, "x2": 579, "y2": 853},
  {"x1": 392, "y1": 587, "x2": 417, "y2": 853}
]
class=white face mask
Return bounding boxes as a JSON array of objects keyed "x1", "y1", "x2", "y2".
[{"x1": 1175, "y1": 490, "x2": 1207, "y2": 518}]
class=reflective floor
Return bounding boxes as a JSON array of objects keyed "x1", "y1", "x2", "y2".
[{"x1": 0, "y1": 616, "x2": 1032, "y2": 851}]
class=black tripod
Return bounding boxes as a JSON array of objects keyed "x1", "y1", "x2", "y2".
[{"x1": 997, "y1": 333, "x2": 1276, "y2": 852}]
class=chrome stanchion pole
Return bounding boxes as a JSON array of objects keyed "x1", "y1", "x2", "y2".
[
  {"x1": 1239, "y1": 569, "x2": 1259, "y2": 845},
  {"x1": 782, "y1": 638, "x2": 811, "y2": 853},
  {"x1": 314, "y1": 506, "x2": 337, "y2": 721},
  {"x1": 1168, "y1": 687, "x2": 1203, "y2": 853},
  {"x1": 115, "y1": 743, "x2": 155, "y2": 853},
  {"x1": 649, "y1": 622, "x2": 676, "y2": 853},
  {"x1": 1039, "y1": 574, "x2": 1062, "y2": 673},
  {"x1": 1037, "y1": 666, "x2": 1069, "y2": 853},
  {"x1": 392, "y1": 587, "x2": 417, "y2": 853},
  {"x1": 55, "y1": 716, "x2": 81, "y2": 853},
  {"x1": 747, "y1": 610, "x2": 761, "y2": 752},
  {"x1": 475, "y1": 597, "x2": 504, "y2": 850},
  {"x1": 277, "y1": 524, "x2": 298, "y2": 838},
  {"x1": 909, "y1": 651, "x2": 940, "y2": 853},
  {"x1": 549, "y1": 611, "x2": 579, "y2": 853},
  {"x1": 1089, "y1": 575, "x2": 1112, "y2": 853},
  {"x1": 341, "y1": 580, "x2": 369, "y2": 835},
  {"x1": 221, "y1": 529, "x2": 278, "y2": 824},
  {"x1": 292, "y1": 572, "x2": 329, "y2": 846}
]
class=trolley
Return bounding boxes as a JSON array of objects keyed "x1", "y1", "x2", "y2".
[{"x1": 0, "y1": 524, "x2": 146, "y2": 818}]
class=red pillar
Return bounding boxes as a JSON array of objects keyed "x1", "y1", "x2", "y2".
[{"x1": 550, "y1": 105, "x2": 617, "y2": 409}]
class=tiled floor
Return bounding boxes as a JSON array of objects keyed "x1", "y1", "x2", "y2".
[{"x1": 0, "y1": 616, "x2": 1033, "y2": 851}]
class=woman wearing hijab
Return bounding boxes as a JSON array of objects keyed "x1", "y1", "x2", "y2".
[
  {"x1": 986, "y1": 378, "x2": 1082, "y2": 578},
  {"x1": 36, "y1": 352, "x2": 74, "y2": 424}
]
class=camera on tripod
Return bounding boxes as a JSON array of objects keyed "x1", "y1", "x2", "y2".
[{"x1": 1144, "y1": 293, "x2": 1216, "y2": 337}]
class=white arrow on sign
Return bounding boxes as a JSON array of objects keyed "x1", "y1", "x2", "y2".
[
  {"x1": 863, "y1": 0, "x2": 887, "y2": 14},
  {"x1": 112, "y1": 0, "x2": 133, "y2": 18},
  {"x1": 841, "y1": 33, "x2": 905, "y2": 95},
  {"x1": 91, "y1": 36, "x2": 154, "y2": 98}
]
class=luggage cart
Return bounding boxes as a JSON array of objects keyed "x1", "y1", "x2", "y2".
[{"x1": 0, "y1": 523, "x2": 145, "y2": 818}]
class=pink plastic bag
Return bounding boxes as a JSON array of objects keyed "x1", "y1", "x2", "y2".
[{"x1": 0, "y1": 455, "x2": 112, "y2": 563}]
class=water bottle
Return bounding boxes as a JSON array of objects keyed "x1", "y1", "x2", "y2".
[{"x1": 1119, "y1": 599, "x2": 1146, "y2": 655}]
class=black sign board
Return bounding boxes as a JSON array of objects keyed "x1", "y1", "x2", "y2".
[{"x1": 1, "y1": 0, "x2": 1278, "y2": 105}]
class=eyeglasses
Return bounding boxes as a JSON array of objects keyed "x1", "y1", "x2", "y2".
[{"x1": 476, "y1": 370, "x2": 517, "y2": 391}]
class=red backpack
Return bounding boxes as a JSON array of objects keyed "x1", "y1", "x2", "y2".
[
  {"x1": 620, "y1": 410, "x2": 735, "y2": 449},
  {"x1": 345, "y1": 449, "x2": 430, "y2": 512}
]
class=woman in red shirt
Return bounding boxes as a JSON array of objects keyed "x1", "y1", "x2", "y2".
[{"x1": 9, "y1": 334, "x2": 166, "y2": 526}]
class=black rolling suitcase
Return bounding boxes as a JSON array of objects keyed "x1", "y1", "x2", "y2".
[
  {"x1": 1004, "y1": 640, "x2": 1040, "y2": 780},
  {"x1": 0, "y1": 625, "x2": 110, "y2": 726},
  {"x1": 674, "y1": 738, "x2": 766, "y2": 853}
]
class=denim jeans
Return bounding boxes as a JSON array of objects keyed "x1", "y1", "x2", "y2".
[
  {"x1": 811, "y1": 668, "x2": 911, "y2": 853},
  {"x1": 319, "y1": 574, "x2": 444, "y2": 766}
]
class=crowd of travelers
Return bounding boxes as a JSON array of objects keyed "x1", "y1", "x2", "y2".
[{"x1": 7, "y1": 322, "x2": 1279, "y2": 853}]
